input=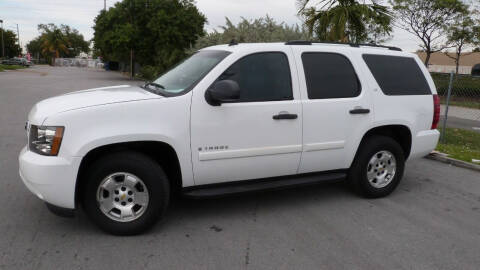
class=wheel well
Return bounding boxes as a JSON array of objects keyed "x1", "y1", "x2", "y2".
[
  {"x1": 75, "y1": 141, "x2": 182, "y2": 207},
  {"x1": 359, "y1": 125, "x2": 412, "y2": 158}
]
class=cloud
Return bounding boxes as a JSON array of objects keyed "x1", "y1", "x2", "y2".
[
  {"x1": 0, "y1": 0, "x2": 106, "y2": 48},
  {"x1": 0, "y1": 0, "x2": 421, "y2": 52},
  {"x1": 196, "y1": 0, "x2": 301, "y2": 30}
]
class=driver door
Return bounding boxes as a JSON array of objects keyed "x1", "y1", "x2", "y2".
[{"x1": 190, "y1": 48, "x2": 303, "y2": 185}]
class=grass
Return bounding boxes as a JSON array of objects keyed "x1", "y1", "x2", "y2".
[
  {"x1": 0, "y1": 64, "x2": 26, "y2": 72},
  {"x1": 436, "y1": 127, "x2": 480, "y2": 164}
]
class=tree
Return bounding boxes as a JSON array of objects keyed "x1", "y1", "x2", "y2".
[
  {"x1": 60, "y1": 25, "x2": 90, "y2": 57},
  {"x1": 93, "y1": 0, "x2": 206, "y2": 77},
  {"x1": 38, "y1": 24, "x2": 70, "y2": 64},
  {"x1": 297, "y1": 0, "x2": 392, "y2": 43},
  {"x1": 391, "y1": 0, "x2": 468, "y2": 66},
  {"x1": 444, "y1": 14, "x2": 479, "y2": 76},
  {"x1": 26, "y1": 24, "x2": 90, "y2": 64},
  {"x1": 194, "y1": 16, "x2": 309, "y2": 49},
  {"x1": 0, "y1": 29, "x2": 21, "y2": 58},
  {"x1": 26, "y1": 37, "x2": 42, "y2": 60}
]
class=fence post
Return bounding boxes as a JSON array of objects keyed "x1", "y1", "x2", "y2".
[{"x1": 441, "y1": 71, "x2": 454, "y2": 143}]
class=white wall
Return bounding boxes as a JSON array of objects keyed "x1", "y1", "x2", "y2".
[{"x1": 428, "y1": 65, "x2": 472, "y2": 74}]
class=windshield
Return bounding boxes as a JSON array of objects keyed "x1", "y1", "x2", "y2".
[{"x1": 151, "y1": 50, "x2": 230, "y2": 95}]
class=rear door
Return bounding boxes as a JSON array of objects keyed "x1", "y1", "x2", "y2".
[
  {"x1": 190, "y1": 47, "x2": 303, "y2": 185},
  {"x1": 291, "y1": 47, "x2": 374, "y2": 173}
]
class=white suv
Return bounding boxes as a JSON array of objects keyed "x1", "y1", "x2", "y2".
[{"x1": 19, "y1": 41, "x2": 440, "y2": 234}]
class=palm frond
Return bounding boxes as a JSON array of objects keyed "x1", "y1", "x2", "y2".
[{"x1": 298, "y1": 0, "x2": 392, "y2": 43}]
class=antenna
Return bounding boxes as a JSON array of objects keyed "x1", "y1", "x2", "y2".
[{"x1": 228, "y1": 39, "x2": 238, "y2": 46}]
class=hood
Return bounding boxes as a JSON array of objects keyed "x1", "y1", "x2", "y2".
[{"x1": 29, "y1": 85, "x2": 161, "y2": 124}]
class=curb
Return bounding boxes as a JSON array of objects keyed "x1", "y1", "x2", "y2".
[{"x1": 426, "y1": 152, "x2": 480, "y2": 172}]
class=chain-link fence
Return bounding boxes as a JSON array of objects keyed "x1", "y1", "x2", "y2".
[{"x1": 431, "y1": 71, "x2": 480, "y2": 163}]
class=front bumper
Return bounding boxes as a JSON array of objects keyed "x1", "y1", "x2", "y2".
[{"x1": 18, "y1": 146, "x2": 82, "y2": 209}]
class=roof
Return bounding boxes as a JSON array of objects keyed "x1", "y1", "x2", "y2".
[{"x1": 202, "y1": 42, "x2": 414, "y2": 57}]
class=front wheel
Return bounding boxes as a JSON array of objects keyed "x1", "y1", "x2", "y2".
[
  {"x1": 349, "y1": 135, "x2": 405, "y2": 198},
  {"x1": 82, "y1": 152, "x2": 170, "y2": 235}
]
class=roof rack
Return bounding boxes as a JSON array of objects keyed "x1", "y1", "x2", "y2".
[{"x1": 284, "y1": 40, "x2": 402, "y2": 51}]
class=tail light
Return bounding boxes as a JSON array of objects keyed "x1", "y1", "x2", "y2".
[{"x1": 431, "y1": 94, "x2": 440, "y2": 129}]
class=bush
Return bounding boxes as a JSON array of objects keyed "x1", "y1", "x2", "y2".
[
  {"x1": 194, "y1": 16, "x2": 309, "y2": 50},
  {"x1": 431, "y1": 72, "x2": 480, "y2": 96},
  {"x1": 138, "y1": 65, "x2": 162, "y2": 81}
]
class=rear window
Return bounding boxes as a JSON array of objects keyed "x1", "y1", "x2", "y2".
[
  {"x1": 302, "y1": 52, "x2": 360, "y2": 99},
  {"x1": 362, "y1": 54, "x2": 431, "y2": 95}
]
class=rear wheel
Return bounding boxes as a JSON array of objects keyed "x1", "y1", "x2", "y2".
[
  {"x1": 82, "y1": 152, "x2": 169, "y2": 235},
  {"x1": 349, "y1": 135, "x2": 405, "y2": 198}
]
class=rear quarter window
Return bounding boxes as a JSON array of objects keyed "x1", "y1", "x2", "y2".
[{"x1": 362, "y1": 54, "x2": 431, "y2": 95}]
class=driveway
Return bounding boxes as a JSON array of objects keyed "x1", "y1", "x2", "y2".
[{"x1": 1, "y1": 66, "x2": 479, "y2": 270}]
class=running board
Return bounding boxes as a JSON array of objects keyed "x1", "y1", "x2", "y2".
[{"x1": 182, "y1": 171, "x2": 347, "y2": 198}]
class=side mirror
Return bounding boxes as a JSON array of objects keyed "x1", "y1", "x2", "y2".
[{"x1": 205, "y1": 80, "x2": 240, "y2": 106}]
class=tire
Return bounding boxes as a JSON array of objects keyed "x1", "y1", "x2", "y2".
[
  {"x1": 349, "y1": 135, "x2": 405, "y2": 198},
  {"x1": 82, "y1": 151, "x2": 170, "y2": 235}
]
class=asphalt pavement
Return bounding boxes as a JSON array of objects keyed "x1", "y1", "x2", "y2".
[
  {"x1": 440, "y1": 116, "x2": 480, "y2": 133},
  {"x1": 1, "y1": 66, "x2": 479, "y2": 270}
]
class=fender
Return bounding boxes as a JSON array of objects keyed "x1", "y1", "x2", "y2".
[
  {"x1": 42, "y1": 94, "x2": 195, "y2": 187},
  {"x1": 347, "y1": 120, "x2": 414, "y2": 167}
]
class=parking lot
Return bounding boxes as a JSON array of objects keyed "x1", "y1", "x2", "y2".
[{"x1": 1, "y1": 66, "x2": 480, "y2": 270}]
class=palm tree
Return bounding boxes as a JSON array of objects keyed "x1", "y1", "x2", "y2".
[
  {"x1": 40, "y1": 27, "x2": 69, "y2": 65},
  {"x1": 297, "y1": 0, "x2": 392, "y2": 43}
]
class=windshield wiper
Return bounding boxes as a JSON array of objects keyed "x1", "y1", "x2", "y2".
[
  {"x1": 144, "y1": 82, "x2": 165, "y2": 89},
  {"x1": 142, "y1": 82, "x2": 166, "y2": 96}
]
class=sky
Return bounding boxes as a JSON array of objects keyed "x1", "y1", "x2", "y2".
[{"x1": 0, "y1": 0, "x2": 419, "y2": 52}]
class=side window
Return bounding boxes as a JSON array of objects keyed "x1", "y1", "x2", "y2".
[
  {"x1": 362, "y1": 54, "x2": 431, "y2": 95},
  {"x1": 217, "y1": 52, "x2": 293, "y2": 102},
  {"x1": 302, "y1": 52, "x2": 360, "y2": 99}
]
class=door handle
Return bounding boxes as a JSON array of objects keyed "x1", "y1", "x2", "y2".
[
  {"x1": 273, "y1": 113, "x2": 298, "y2": 120},
  {"x1": 349, "y1": 108, "x2": 370, "y2": 114}
]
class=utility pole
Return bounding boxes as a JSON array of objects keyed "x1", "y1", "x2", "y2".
[
  {"x1": 129, "y1": 0, "x2": 134, "y2": 79},
  {"x1": 0, "y1": 19, "x2": 4, "y2": 58},
  {"x1": 130, "y1": 49, "x2": 133, "y2": 79},
  {"x1": 104, "y1": 0, "x2": 106, "y2": 11},
  {"x1": 16, "y1": 24, "x2": 20, "y2": 50}
]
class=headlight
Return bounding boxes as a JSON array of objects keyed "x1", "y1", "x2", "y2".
[{"x1": 29, "y1": 125, "x2": 64, "y2": 156}]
